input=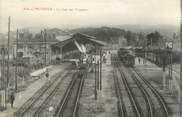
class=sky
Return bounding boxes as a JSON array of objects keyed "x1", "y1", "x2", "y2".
[{"x1": 0, "y1": 0, "x2": 180, "y2": 33}]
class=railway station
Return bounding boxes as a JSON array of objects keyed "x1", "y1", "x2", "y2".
[
  {"x1": 0, "y1": 29, "x2": 180, "y2": 117},
  {"x1": 0, "y1": 0, "x2": 181, "y2": 116}
]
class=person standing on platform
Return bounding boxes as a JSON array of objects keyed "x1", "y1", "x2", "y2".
[
  {"x1": 10, "y1": 92, "x2": 15, "y2": 108},
  {"x1": 45, "y1": 68, "x2": 49, "y2": 81},
  {"x1": 103, "y1": 56, "x2": 106, "y2": 63},
  {"x1": 138, "y1": 58, "x2": 141, "y2": 64}
]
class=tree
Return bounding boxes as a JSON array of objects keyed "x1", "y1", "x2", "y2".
[
  {"x1": 137, "y1": 33, "x2": 145, "y2": 47},
  {"x1": 146, "y1": 31, "x2": 162, "y2": 46},
  {"x1": 125, "y1": 31, "x2": 133, "y2": 45}
]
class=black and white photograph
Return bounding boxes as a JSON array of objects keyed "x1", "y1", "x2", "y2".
[{"x1": 0, "y1": 0, "x2": 181, "y2": 117}]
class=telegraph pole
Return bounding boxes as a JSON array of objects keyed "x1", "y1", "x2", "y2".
[
  {"x1": 44, "y1": 29, "x2": 47, "y2": 66},
  {"x1": 166, "y1": 41, "x2": 173, "y2": 90},
  {"x1": 180, "y1": 12, "x2": 182, "y2": 116},
  {"x1": 41, "y1": 30, "x2": 43, "y2": 67},
  {"x1": 7, "y1": 16, "x2": 11, "y2": 88},
  {"x1": 15, "y1": 29, "x2": 18, "y2": 91}
]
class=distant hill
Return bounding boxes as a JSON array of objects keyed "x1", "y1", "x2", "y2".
[
  {"x1": 22, "y1": 27, "x2": 70, "y2": 36},
  {"x1": 70, "y1": 27, "x2": 127, "y2": 43},
  {"x1": 0, "y1": 25, "x2": 180, "y2": 51},
  {"x1": 47, "y1": 28, "x2": 70, "y2": 36},
  {"x1": 21, "y1": 27, "x2": 44, "y2": 34},
  {"x1": 117, "y1": 24, "x2": 180, "y2": 37},
  {"x1": 71, "y1": 25, "x2": 180, "y2": 41}
]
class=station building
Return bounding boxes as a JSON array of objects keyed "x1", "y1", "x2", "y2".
[
  {"x1": 12, "y1": 32, "x2": 59, "y2": 68},
  {"x1": 51, "y1": 33, "x2": 106, "y2": 65},
  {"x1": 13, "y1": 32, "x2": 105, "y2": 68}
]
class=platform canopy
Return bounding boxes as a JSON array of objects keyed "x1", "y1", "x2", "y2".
[{"x1": 51, "y1": 33, "x2": 106, "y2": 53}]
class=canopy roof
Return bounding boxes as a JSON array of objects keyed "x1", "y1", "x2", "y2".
[{"x1": 51, "y1": 33, "x2": 106, "y2": 52}]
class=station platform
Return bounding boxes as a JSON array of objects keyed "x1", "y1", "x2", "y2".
[
  {"x1": 79, "y1": 52, "x2": 118, "y2": 117},
  {"x1": 0, "y1": 64, "x2": 70, "y2": 117},
  {"x1": 134, "y1": 57, "x2": 180, "y2": 98},
  {"x1": 134, "y1": 57, "x2": 159, "y2": 69}
]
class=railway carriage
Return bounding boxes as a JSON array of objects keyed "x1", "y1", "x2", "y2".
[
  {"x1": 118, "y1": 47, "x2": 135, "y2": 67},
  {"x1": 122, "y1": 54, "x2": 135, "y2": 67}
]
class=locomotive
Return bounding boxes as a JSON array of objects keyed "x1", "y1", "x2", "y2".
[{"x1": 118, "y1": 47, "x2": 135, "y2": 67}]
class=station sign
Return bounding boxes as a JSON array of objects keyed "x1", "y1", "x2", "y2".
[{"x1": 165, "y1": 42, "x2": 173, "y2": 49}]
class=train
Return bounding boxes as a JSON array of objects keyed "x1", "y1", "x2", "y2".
[{"x1": 118, "y1": 47, "x2": 135, "y2": 67}]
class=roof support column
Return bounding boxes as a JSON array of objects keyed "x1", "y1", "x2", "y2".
[
  {"x1": 94, "y1": 47, "x2": 97, "y2": 100},
  {"x1": 60, "y1": 47, "x2": 62, "y2": 59}
]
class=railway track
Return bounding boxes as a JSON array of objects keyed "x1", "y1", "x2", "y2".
[
  {"x1": 113, "y1": 70, "x2": 127, "y2": 117},
  {"x1": 132, "y1": 68, "x2": 170, "y2": 117},
  {"x1": 54, "y1": 70, "x2": 85, "y2": 117},
  {"x1": 112, "y1": 54, "x2": 170, "y2": 117},
  {"x1": 111, "y1": 57, "x2": 126, "y2": 117},
  {"x1": 112, "y1": 55, "x2": 143, "y2": 117},
  {"x1": 117, "y1": 63, "x2": 144, "y2": 117},
  {"x1": 12, "y1": 70, "x2": 69, "y2": 117},
  {"x1": 32, "y1": 71, "x2": 78, "y2": 117},
  {"x1": 128, "y1": 68, "x2": 154, "y2": 117}
]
